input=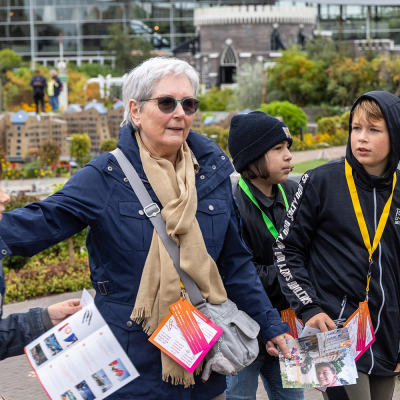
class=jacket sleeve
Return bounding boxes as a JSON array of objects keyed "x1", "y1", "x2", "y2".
[
  {"x1": 273, "y1": 173, "x2": 324, "y2": 324},
  {"x1": 217, "y1": 181, "x2": 289, "y2": 343},
  {"x1": 0, "y1": 164, "x2": 110, "y2": 257},
  {"x1": 0, "y1": 308, "x2": 53, "y2": 360}
]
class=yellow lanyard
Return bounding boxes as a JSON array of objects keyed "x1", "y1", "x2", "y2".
[{"x1": 345, "y1": 160, "x2": 397, "y2": 300}]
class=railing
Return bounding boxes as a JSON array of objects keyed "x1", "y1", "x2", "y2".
[{"x1": 194, "y1": 5, "x2": 316, "y2": 26}]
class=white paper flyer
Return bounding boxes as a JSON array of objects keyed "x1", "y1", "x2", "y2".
[{"x1": 25, "y1": 289, "x2": 139, "y2": 400}]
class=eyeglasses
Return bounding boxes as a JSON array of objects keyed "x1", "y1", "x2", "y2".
[{"x1": 141, "y1": 96, "x2": 200, "y2": 115}]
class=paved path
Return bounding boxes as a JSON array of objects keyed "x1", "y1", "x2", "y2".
[
  {"x1": 1, "y1": 291, "x2": 399, "y2": 400},
  {"x1": 291, "y1": 145, "x2": 346, "y2": 164}
]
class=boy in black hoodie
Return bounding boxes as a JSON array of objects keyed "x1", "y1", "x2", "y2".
[{"x1": 273, "y1": 92, "x2": 400, "y2": 400}]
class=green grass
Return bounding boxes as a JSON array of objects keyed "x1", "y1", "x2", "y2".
[{"x1": 292, "y1": 159, "x2": 329, "y2": 174}]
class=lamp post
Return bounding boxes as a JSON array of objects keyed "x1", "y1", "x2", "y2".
[{"x1": 58, "y1": 34, "x2": 69, "y2": 111}]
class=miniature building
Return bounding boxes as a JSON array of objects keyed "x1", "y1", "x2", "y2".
[
  {"x1": 107, "y1": 101, "x2": 125, "y2": 139},
  {"x1": 6, "y1": 110, "x2": 68, "y2": 161},
  {"x1": 0, "y1": 114, "x2": 10, "y2": 154},
  {"x1": 61, "y1": 101, "x2": 111, "y2": 153}
]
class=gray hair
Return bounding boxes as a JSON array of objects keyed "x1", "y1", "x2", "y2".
[{"x1": 121, "y1": 57, "x2": 200, "y2": 128}]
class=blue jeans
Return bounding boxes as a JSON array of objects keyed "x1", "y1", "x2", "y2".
[
  {"x1": 226, "y1": 360, "x2": 304, "y2": 400},
  {"x1": 49, "y1": 95, "x2": 59, "y2": 111}
]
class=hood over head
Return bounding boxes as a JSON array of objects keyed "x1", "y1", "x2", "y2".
[{"x1": 347, "y1": 91, "x2": 400, "y2": 190}]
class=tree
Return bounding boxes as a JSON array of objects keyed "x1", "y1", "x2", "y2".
[
  {"x1": 68, "y1": 69, "x2": 89, "y2": 104},
  {"x1": 70, "y1": 133, "x2": 91, "y2": 165},
  {"x1": 100, "y1": 138, "x2": 118, "y2": 153},
  {"x1": 305, "y1": 36, "x2": 337, "y2": 66},
  {"x1": 235, "y1": 62, "x2": 263, "y2": 110},
  {"x1": 105, "y1": 23, "x2": 152, "y2": 74},
  {"x1": 267, "y1": 47, "x2": 328, "y2": 106},
  {"x1": 40, "y1": 142, "x2": 61, "y2": 166},
  {"x1": 258, "y1": 101, "x2": 307, "y2": 135},
  {"x1": 0, "y1": 49, "x2": 22, "y2": 77},
  {"x1": 197, "y1": 87, "x2": 236, "y2": 111},
  {"x1": 3, "y1": 67, "x2": 36, "y2": 111},
  {"x1": 327, "y1": 57, "x2": 383, "y2": 106}
]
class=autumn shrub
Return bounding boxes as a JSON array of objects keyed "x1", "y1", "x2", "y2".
[
  {"x1": 340, "y1": 111, "x2": 351, "y2": 131},
  {"x1": 317, "y1": 116, "x2": 340, "y2": 136},
  {"x1": 4, "y1": 254, "x2": 91, "y2": 303}
]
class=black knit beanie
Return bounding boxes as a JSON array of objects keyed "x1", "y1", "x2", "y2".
[{"x1": 228, "y1": 111, "x2": 293, "y2": 173}]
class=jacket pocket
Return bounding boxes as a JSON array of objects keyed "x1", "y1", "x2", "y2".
[
  {"x1": 101, "y1": 299, "x2": 161, "y2": 382},
  {"x1": 119, "y1": 201, "x2": 154, "y2": 251},
  {"x1": 196, "y1": 198, "x2": 230, "y2": 259}
]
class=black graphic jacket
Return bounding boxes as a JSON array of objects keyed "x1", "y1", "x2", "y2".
[
  {"x1": 234, "y1": 178, "x2": 298, "y2": 362},
  {"x1": 273, "y1": 91, "x2": 400, "y2": 376}
]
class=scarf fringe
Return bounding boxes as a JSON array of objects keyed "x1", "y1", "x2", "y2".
[
  {"x1": 130, "y1": 307, "x2": 151, "y2": 323},
  {"x1": 162, "y1": 373, "x2": 195, "y2": 388}
]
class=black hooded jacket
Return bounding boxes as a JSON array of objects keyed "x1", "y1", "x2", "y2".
[{"x1": 274, "y1": 91, "x2": 400, "y2": 376}]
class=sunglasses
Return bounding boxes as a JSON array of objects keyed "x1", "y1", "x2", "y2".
[{"x1": 141, "y1": 96, "x2": 200, "y2": 115}]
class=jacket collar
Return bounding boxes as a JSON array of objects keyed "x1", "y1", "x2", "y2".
[{"x1": 115, "y1": 124, "x2": 234, "y2": 200}]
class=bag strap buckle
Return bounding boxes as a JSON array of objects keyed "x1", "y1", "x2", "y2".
[
  {"x1": 143, "y1": 203, "x2": 161, "y2": 218},
  {"x1": 97, "y1": 281, "x2": 109, "y2": 296}
]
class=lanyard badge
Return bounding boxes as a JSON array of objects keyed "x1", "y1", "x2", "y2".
[
  {"x1": 345, "y1": 160, "x2": 397, "y2": 301},
  {"x1": 238, "y1": 178, "x2": 289, "y2": 239}
]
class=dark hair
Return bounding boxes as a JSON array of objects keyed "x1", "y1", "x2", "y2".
[
  {"x1": 316, "y1": 362, "x2": 337, "y2": 375},
  {"x1": 241, "y1": 154, "x2": 270, "y2": 180},
  {"x1": 35, "y1": 70, "x2": 40, "y2": 73}
]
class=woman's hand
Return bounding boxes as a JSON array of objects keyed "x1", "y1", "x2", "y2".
[
  {"x1": 48, "y1": 299, "x2": 82, "y2": 326},
  {"x1": 306, "y1": 313, "x2": 337, "y2": 332},
  {"x1": 266, "y1": 333, "x2": 294, "y2": 359},
  {"x1": 394, "y1": 363, "x2": 400, "y2": 380}
]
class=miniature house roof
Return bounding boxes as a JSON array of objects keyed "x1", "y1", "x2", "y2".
[
  {"x1": 12, "y1": 110, "x2": 29, "y2": 124},
  {"x1": 113, "y1": 101, "x2": 124, "y2": 109},
  {"x1": 66, "y1": 104, "x2": 83, "y2": 114},
  {"x1": 84, "y1": 102, "x2": 107, "y2": 115}
]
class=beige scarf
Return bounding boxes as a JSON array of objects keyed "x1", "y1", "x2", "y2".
[{"x1": 131, "y1": 132, "x2": 227, "y2": 387}]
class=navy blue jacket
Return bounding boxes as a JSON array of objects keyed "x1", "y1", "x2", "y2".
[
  {"x1": 0, "y1": 260, "x2": 52, "y2": 360},
  {"x1": 30, "y1": 75, "x2": 47, "y2": 95},
  {"x1": 0, "y1": 125, "x2": 289, "y2": 399}
]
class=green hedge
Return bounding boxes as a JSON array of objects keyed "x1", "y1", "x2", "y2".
[{"x1": 4, "y1": 254, "x2": 91, "y2": 303}]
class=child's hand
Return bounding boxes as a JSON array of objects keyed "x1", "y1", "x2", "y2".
[
  {"x1": 48, "y1": 299, "x2": 82, "y2": 326},
  {"x1": 395, "y1": 363, "x2": 400, "y2": 380},
  {"x1": 305, "y1": 313, "x2": 336, "y2": 332}
]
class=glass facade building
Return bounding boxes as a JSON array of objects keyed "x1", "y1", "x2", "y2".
[{"x1": 0, "y1": 0, "x2": 399, "y2": 65}]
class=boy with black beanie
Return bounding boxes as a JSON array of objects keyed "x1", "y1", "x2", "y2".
[
  {"x1": 274, "y1": 92, "x2": 400, "y2": 400},
  {"x1": 226, "y1": 111, "x2": 303, "y2": 400}
]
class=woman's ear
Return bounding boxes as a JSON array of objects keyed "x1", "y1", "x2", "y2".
[{"x1": 129, "y1": 99, "x2": 141, "y2": 128}]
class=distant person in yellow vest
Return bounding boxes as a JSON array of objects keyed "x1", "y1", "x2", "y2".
[{"x1": 47, "y1": 70, "x2": 63, "y2": 111}]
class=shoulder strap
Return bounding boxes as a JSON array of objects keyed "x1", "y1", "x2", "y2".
[{"x1": 110, "y1": 149, "x2": 205, "y2": 307}]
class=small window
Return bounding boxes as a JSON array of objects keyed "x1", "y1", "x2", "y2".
[{"x1": 17, "y1": 146, "x2": 20, "y2": 150}]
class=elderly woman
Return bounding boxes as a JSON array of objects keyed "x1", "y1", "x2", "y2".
[{"x1": 0, "y1": 57, "x2": 291, "y2": 400}]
